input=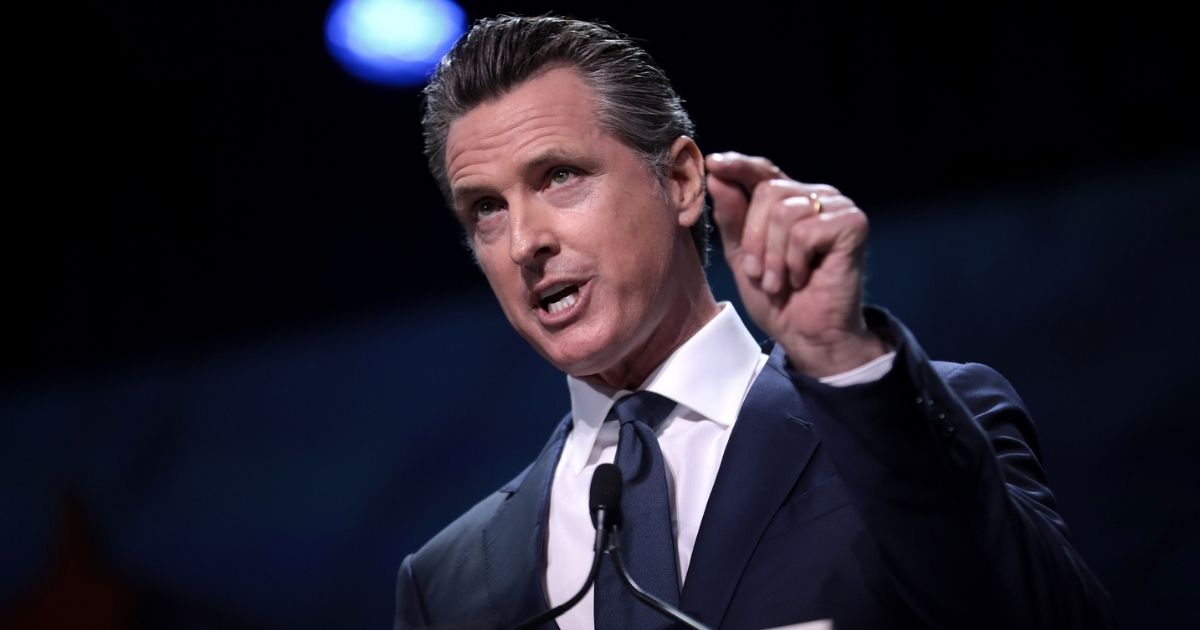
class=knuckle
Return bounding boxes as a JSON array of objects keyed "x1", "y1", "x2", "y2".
[
  {"x1": 754, "y1": 177, "x2": 795, "y2": 199},
  {"x1": 840, "y1": 208, "x2": 869, "y2": 236},
  {"x1": 770, "y1": 204, "x2": 792, "y2": 229},
  {"x1": 743, "y1": 218, "x2": 766, "y2": 242},
  {"x1": 815, "y1": 183, "x2": 841, "y2": 196},
  {"x1": 771, "y1": 180, "x2": 806, "y2": 200},
  {"x1": 752, "y1": 179, "x2": 774, "y2": 198},
  {"x1": 748, "y1": 155, "x2": 776, "y2": 170},
  {"x1": 789, "y1": 222, "x2": 809, "y2": 244}
]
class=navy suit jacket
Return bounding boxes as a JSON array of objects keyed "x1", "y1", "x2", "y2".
[{"x1": 395, "y1": 309, "x2": 1112, "y2": 629}]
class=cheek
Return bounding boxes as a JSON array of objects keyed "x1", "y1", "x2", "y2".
[
  {"x1": 543, "y1": 177, "x2": 594, "y2": 208},
  {"x1": 609, "y1": 204, "x2": 675, "y2": 268},
  {"x1": 478, "y1": 259, "x2": 524, "y2": 314}
]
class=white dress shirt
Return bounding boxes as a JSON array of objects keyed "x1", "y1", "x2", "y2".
[{"x1": 545, "y1": 303, "x2": 895, "y2": 630}]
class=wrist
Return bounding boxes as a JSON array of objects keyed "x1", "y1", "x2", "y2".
[{"x1": 782, "y1": 330, "x2": 889, "y2": 379}]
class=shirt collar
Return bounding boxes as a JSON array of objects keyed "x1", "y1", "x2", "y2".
[{"x1": 562, "y1": 302, "x2": 764, "y2": 475}]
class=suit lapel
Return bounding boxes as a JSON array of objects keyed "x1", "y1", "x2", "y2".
[
  {"x1": 679, "y1": 343, "x2": 821, "y2": 626},
  {"x1": 481, "y1": 414, "x2": 571, "y2": 630}
]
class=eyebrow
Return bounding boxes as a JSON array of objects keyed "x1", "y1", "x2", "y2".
[
  {"x1": 450, "y1": 146, "x2": 593, "y2": 206},
  {"x1": 523, "y1": 147, "x2": 589, "y2": 173}
]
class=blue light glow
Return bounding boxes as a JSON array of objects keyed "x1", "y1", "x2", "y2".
[{"x1": 325, "y1": 0, "x2": 466, "y2": 87}]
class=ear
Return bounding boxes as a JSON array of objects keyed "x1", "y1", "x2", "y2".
[{"x1": 667, "y1": 136, "x2": 706, "y2": 228}]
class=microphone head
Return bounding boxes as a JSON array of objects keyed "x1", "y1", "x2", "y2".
[{"x1": 589, "y1": 463, "x2": 623, "y2": 529}]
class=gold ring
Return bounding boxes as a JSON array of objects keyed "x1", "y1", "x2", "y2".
[{"x1": 809, "y1": 192, "x2": 822, "y2": 214}]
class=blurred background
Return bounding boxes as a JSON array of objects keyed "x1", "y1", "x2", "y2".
[{"x1": 4, "y1": 0, "x2": 1198, "y2": 628}]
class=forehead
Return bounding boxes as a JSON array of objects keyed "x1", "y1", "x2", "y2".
[{"x1": 445, "y1": 68, "x2": 609, "y2": 189}]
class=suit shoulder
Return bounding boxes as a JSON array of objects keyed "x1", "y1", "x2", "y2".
[
  {"x1": 410, "y1": 488, "x2": 505, "y2": 573},
  {"x1": 398, "y1": 489, "x2": 505, "y2": 629},
  {"x1": 406, "y1": 458, "x2": 534, "y2": 577},
  {"x1": 399, "y1": 457, "x2": 543, "y2": 627}
]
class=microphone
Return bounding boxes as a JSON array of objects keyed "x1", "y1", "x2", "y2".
[
  {"x1": 511, "y1": 464, "x2": 621, "y2": 629},
  {"x1": 513, "y1": 463, "x2": 710, "y2": 630},
  {"x1": 589, "y1": 462, "x2": 622, "y2": 537},
  {"x1": 594, "y1": 467, "x2": 711, "y2": 630}
]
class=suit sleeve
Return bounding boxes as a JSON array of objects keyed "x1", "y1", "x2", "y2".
[
  {"x1": 786, "y1": 307, "x2": 1113, "y2": 629},
  {"x1": 395, "y1": 554, "x2": 430, "y2": 630}
]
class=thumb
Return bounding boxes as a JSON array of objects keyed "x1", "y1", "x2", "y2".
[{"x1": 706, "y1": 171, "x2": 749, "y2": 258}]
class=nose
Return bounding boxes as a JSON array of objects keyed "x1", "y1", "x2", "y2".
[{"x1": 508, "y1": 198, "x2": 559, "y2": 266}]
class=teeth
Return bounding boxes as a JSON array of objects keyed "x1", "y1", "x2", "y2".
[
  {"x1": 538, "y1": 282, "x2": 572, "y2": 301},
  {"x1": 547, "y1": 292, "x2": 578, "y2": 314}
]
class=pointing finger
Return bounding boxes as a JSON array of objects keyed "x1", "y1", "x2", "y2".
[
  {"x1": 706, "y1": 152, "x2": 788, "y2": 191},
  {"x1": 707, "y1": 173, "x2": 753, "y2": 273}
]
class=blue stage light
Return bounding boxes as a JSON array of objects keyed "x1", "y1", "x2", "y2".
[{"x1": 326, "y1": 0, "x2": 466, "y2": 87}]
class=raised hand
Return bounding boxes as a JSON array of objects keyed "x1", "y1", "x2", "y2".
[{"x1": 706, "y1": 152, "x2": 887, "y2": 378}]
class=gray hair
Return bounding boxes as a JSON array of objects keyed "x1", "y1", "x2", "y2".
[{"x1": 420, "y1": 15, "x2": 710, "y2": 264}]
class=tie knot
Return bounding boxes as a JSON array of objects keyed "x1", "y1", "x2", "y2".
[{"x1": 608, "y1": 390, "x2": 676, "y2": 429}]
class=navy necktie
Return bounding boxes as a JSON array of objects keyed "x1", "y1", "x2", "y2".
[{"x1": 594, "y1": 390, "x2": 680, "y2": 630}]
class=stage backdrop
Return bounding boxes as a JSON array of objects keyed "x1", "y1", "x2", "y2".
[{"x1": 4, "y1": 1, "x2": 1198, "y2": 628}]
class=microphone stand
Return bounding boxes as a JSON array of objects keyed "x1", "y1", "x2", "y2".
[
  {"x1": 511, "y1": 507, "x2": 615, "y2": 630},
  {"x1": 510, "y1": 463, "x2": 710, "y2": 630},
  {"x1": 605, "y1": 531, "x2": 711, "y2": 630}
]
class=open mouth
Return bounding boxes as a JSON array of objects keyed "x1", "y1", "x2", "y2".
[{"x1": 538, "y1": 282, "x2": 580, "y2": 314}]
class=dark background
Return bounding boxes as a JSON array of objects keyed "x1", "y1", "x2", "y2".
[{"x1": 4, "y1": 0, "x2": 1199, "y2": 628}]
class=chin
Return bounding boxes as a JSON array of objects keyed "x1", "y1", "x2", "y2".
[
  {"x1": 531, "y1": 331, "x2": 622, "y2": 379},
  {"x1": 541, "y1": 345, "x2": 609, "y2": 378}
]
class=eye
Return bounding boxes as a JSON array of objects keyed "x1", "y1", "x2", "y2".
[
  {"x1": 548, "y1": 167, "x2": 575, "y2": 186},
  {"x1": 472, "y1": 198, "x2": 503, "y2": 218}
]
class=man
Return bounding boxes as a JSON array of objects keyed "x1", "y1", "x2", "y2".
[{"x1": 396, "y1": 15, "x2": 1111, "y2": 630}]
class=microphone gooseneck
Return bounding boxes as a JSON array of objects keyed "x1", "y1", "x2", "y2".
[
  {"x1": 511, "y1": 461, "x2": 711, "y2": 630},
  {"x1": 605, "y1": 532, "x2": 711, "y2": 630},
  {"x1": 594, "y1": 462, "x2": 710, "y2": 629},
  {"x1": 511, "y1": 464, "x2": 623, "y2": 629}
]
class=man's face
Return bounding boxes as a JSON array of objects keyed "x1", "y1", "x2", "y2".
[{"x1": 443, "y1": 67, "x2": 703, "y2": 383}]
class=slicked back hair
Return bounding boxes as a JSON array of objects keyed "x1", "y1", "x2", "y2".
[{"x1": 420, "y1": 15, "x2": 710, "y2": 264}]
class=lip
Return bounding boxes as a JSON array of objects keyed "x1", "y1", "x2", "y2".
[{"x1": 533, "y1": 279, "x2": 591, "y2": 327}]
